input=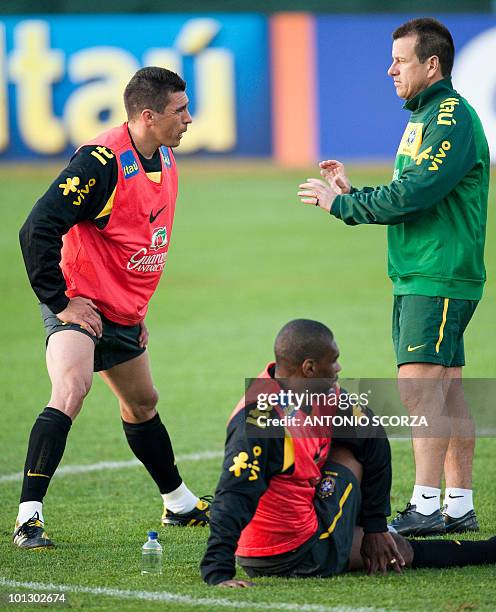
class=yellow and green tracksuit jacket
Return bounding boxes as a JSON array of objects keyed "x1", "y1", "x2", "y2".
[{"x1": 331, "y1": 78, "x2": 489, "y2": 300}]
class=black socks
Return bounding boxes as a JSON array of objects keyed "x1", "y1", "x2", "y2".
[
  {"x1": 122, "y1": 413, "x2": 182, "y2": 494},
  {"x1": 19, "y1": 409, "x2": 182, "y2": 503},
  {"x1": 20, "y1": 407, "x2": 72, "y2": 503},
  {"x1": 410, "y1": 536, "x2": 496, "y2": 568}
]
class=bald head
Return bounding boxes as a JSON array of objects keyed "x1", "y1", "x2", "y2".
[{"x1": 274, "y1": 319, "x2": 334, "y2": 370}]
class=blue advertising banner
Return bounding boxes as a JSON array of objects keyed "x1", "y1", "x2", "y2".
[
  {"x1": 0, "y1": 14, "x2": 271, "y2": 159},
  {"x1": 315, "y1": 15, "x2": 496, "y2": 161}
]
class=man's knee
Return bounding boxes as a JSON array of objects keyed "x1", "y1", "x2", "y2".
[
  {"x1": 46, "y1": 329, "x2": 95, "y2": 417},
  {"x1": 136, "y1": 387, "x2": 159, "y2": 412},
  {"x1": 121, "y1": 387, "x2": 159, "y2": 422},
  {"x1": 398, "y1": 363, "x2": 445, "y2": 414},
  {"x1": 327, "y1": 444, "x2": 363, "y2": 483},
  {"x1": 50, "y1": 376, "x2": 92, "y2": 417}
]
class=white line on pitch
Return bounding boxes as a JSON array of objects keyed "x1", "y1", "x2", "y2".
[
  {"x1": 0, "y1": 578, "x2": 381, "y2": 611},
  {"x1": 0, "y1": 439, "x2": 414, "y2": 485},
  {"x1": 0, "y1": 450, "x2": 223, "y2": 484}
]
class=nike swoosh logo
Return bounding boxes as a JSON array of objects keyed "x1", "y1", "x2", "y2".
[
  {"x1": 448, "y1": 494, "x2": 464, "y2": 499},
  {"x1": 407, "y1": 344, "x2": 426, "y2": 352},
  {"x1": 149, "y1": 206, "x2": 166, "y2": 223},
  {"x1": 422, "y1": 494, "x2": 436, "y2": 499},
  {"x1": 27, "y1": 470, "x2": 50, "y2": 478}
]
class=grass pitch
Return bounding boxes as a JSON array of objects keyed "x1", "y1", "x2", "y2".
[{"x1": 0, "y1": 162, "x2": 495, "y2": 611}]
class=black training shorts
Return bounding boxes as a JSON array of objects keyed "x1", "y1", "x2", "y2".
[
  {"x1": 237, "y1": 460, "x2": 361, "y2": 578},
  {"x1": 40, "y1": 303, "x2": 145, "y2": 372}
]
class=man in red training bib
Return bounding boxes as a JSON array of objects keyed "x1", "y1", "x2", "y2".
[
  {"x1": 15, "y1": 67, "x2": 209, "y2": 550},
  {"x1": 200, "y1": 320, "x2": 496, "y2": 586}
]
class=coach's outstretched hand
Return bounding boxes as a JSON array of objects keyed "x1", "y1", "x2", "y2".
[
  {"x1": 298, "y1": 159, "x2": 352, "y2": 212},
  {"x1": 56, "y1": 296, "x2": 103, "y2": 338},
  {"x1": 319, "y1": 159, "x2": 351, "y2": 194},
  {"x1": 298, "y1": 177, "x2": 341, "y2": 212},
  {"x1": 361, "y1": 532, "x2": 405, "y2": 575},
  {"x1": 217, "y1": 579, "x2": 256, "y2": 588}
]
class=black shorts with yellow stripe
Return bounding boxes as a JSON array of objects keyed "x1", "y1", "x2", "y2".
[
  {"x1": 40, "y1": 303, "x2": 145, "y2": 372},
  {"x1": 237, "y1": 461, "x2": 361, "y2": 578},
  {"x1": 392, "y1": 295, "x2": 478, "y2": 368}
]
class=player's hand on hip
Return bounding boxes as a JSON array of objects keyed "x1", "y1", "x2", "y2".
[
  {"x1": 360, "y1": 532, "x2": 405, "y2": 576},
  {"x1": 217, "y1": 579, "x2": 255, "y2": 588},
  {"x1": 298, "y1": 178, "x2": 339, "y2": 212},
  {"x1": 56, "y1": 297, "x2": 103, "y2": 338},
  {"x1": 319, "y1": 159, "x2": 351, "y2": 194},
  {"x1": 138, "y1": 320, "x2": 149, "y2": 348}
]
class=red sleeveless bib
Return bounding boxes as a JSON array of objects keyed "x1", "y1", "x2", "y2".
[
  {"x1": 61, "y1": 123, "x2": 178, "y2": 325},
  {"x1": 232, "y1": 363, "x2": 337, "y2": 557}
]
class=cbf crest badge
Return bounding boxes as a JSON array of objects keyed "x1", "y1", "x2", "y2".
[
  {"x1": 407, "y1": 128, "x2": 417, "y2": 145},
  {"x1": 397, "y1": 121, "x2": 423, "y2": 158},
  {"x1": 317, "y1": 475, "x2": 336, "y2": 499}
]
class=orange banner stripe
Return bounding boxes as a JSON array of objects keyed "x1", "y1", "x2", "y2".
[{"x1": 271, "y1": 13, "x2": 317, "y2": 167}]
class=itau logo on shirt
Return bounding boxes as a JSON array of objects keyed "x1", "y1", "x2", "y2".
[
  {"x1": 160, "y1": 146, "x2": 172, "y2": 168},
  {"x1": 120, "y1": 150, "x2": 139, "y2": 178}
]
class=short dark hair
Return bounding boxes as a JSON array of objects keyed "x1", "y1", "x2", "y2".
[
  {"x1": 274, "y1": 319, "x2": 334, "y2": 367},
  {"x1": 392, "y1": 17, "x2": 455, "y2": 77},
  {"x1": 124, "y1": 67, "x2": 186, "y2": 119}
]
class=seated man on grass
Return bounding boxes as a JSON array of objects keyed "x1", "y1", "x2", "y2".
[{"x1": 200, "y1": 319, "x2": 496, "y2": 586}]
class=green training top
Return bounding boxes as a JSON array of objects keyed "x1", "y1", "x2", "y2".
[{"x1": 331, "y1": 78, "x2": 489, "y2": 300}]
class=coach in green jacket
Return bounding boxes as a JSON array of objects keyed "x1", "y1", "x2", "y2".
[{"x1": 298, "y1": 17, "x2": 489, "y2": 537}]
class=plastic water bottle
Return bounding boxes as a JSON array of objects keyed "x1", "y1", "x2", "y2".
[{"x1": 141, "y1": 531, "x2": 162, "y2": 575}]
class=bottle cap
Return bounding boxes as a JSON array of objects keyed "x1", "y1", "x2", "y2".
[{"x1": 148, "y1": 531, "x2": 158, "y2": 539}]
